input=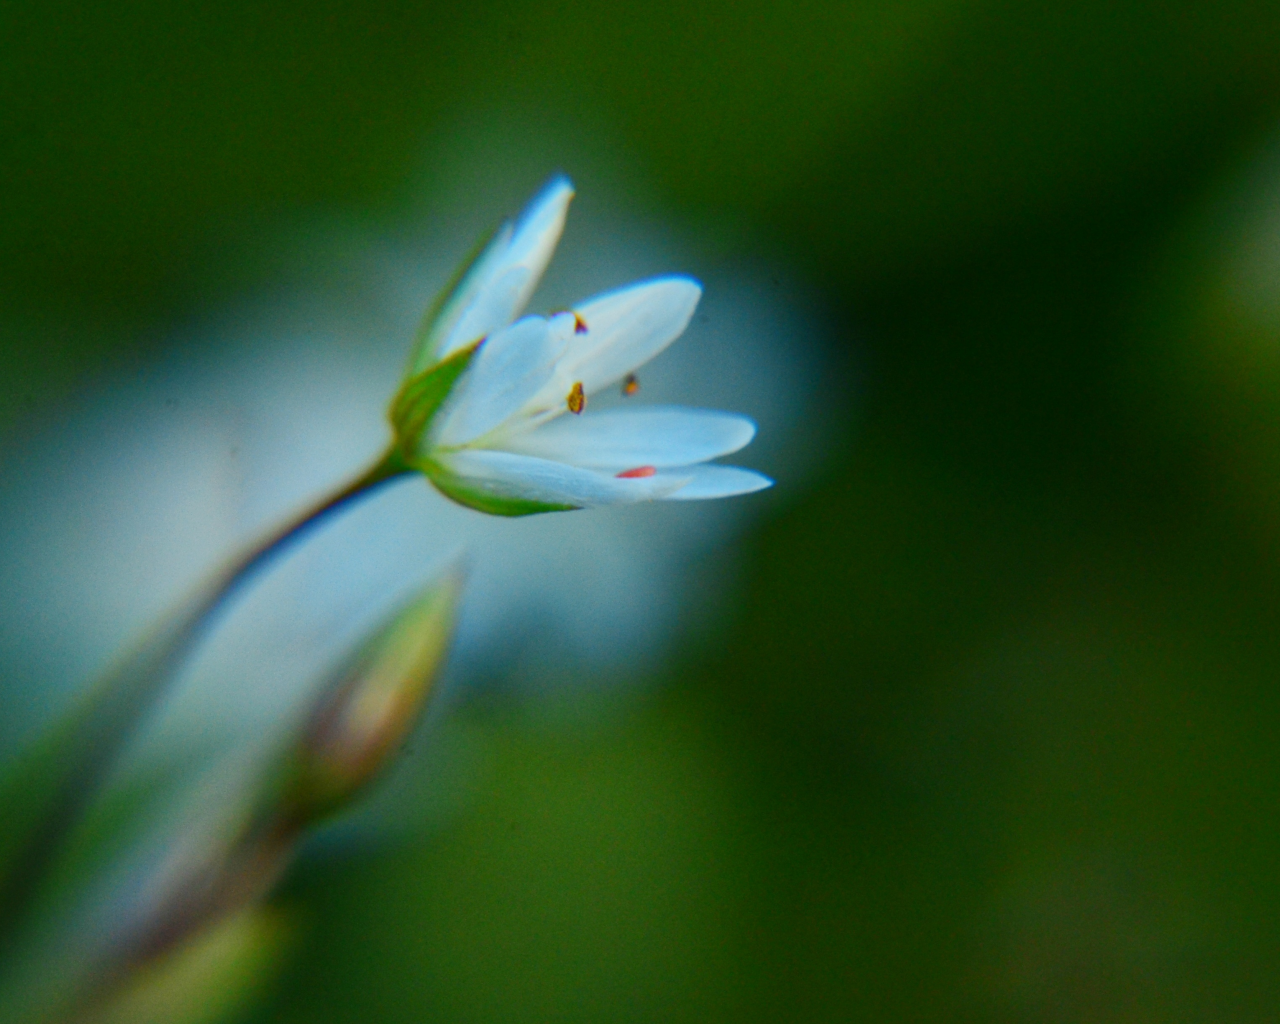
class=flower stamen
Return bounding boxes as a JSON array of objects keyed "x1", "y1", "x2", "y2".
[
  {"x1": 566, "y1": 382, "x2": 586, "y2": 414},
  {"x1": 572, "y1": 312, "x2": 589, "y2": 334},
  {"x1": 622, "y1": 373, "x2": 639, "y2": 396},
  {"x1": 616, "y1": 465, "x2": 656, "y2": 479}
]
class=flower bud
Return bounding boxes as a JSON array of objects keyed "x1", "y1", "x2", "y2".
[
  {"x1": 282, "y1": 571, "x2": 462, "y2": 823},
  {"x1": 60, "y1": 572, "x2": 462, "y2": 1014}
]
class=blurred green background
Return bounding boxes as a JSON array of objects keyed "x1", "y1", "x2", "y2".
[{"x1": 7, "y1": 0, "x2": 1280, "y2": 1020}]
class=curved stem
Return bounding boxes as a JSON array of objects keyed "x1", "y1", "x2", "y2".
[
  {"x1": 0, "y1": 447, "x2": 412, "y2": 936},
  {"x1": 195, "y1": 448, "x2": 409, "y2": 625}
]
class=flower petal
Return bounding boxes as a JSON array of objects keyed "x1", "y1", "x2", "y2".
[
  {"x1": 432, "y1": 315, "x2": 574, "y2": 447},
  {"x1": 500, "y1": 174, "x2": 575, "y2": 293},
  {"x1": 502, "y1": 406, "x2": 756, "y2": 470},
  {"x1": 563, "y1": 277, "x2": 702, "y2": 395},
  {"x1": 408, "y1": 222, "x2": 512, "y2": 374},
  {"x1": 657, "y1": 464, "x2": 773, "y2": 500},
  {"x1": 434, "y1": 449, "x2": 690, "y2": 507},
  {"x1": 431, "y1": 175, "x2": 574, "y2": 361},
  {"x1": 438, "y1": 265, "x2": 531, "y2": 360}
]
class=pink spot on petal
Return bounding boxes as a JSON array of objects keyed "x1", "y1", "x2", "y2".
[{"x1": 616, "y1": 465, "x2": 657, "y2": 479}]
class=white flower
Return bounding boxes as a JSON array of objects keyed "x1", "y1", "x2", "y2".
[{"x1": 393, "y1": 175, "x2": 773, "y2": 516}]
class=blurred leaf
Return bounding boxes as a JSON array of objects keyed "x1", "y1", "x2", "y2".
[{"x1": 83, "y1": 907, "x2": 291, "y2": 1024}]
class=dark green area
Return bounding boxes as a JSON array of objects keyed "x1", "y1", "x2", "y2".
[{"x1": 5, "y1": 0, "x2": 1280, "y2": 1020}]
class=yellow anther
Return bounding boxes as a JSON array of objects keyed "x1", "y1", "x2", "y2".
[{"x1": 566, "y1": 381, "x2": 586, "y2": 414}]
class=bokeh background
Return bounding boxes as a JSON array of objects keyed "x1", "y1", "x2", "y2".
[{"x1": 5, "y1": 1, "x2": 1280, "y2": 1021}]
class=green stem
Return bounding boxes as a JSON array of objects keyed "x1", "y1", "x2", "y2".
[{"x1": 0, "y1": 447, "x2": 411, "y2": 939}]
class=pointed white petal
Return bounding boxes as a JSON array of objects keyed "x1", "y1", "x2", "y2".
[
  {"x1": 658, "y1": 464, "x2": 773, "y2": 500},
  {"x1": 432, "y1": 316, "x2": 573, "y2": 447},
  {"x1": 437, "y1": 450, "x2": 690, "y2": 507},
  {"x1": 438, "y1": 265, "x2": 531, "y2": 359},
  {"x1": 501, "y1": 174, "x2": 574, "y2": 302},
  {"x1": 503, "y1": 406, "x2": 757, "y2": 470},
  {"x1": 563, "y1": 277, "x2": 702, "y2": 395},
  {"x1": 433, "y1": 175, "x2": 574, "y2": 360}
]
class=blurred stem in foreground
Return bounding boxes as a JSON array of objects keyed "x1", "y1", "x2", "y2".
[
  {"x1": 0, "y1": 447, "x2": 413, "y2": 945},
  {"x1": 28, "y1": 572, "x2": 461, "y2": 1024},
  {"x1": 72, "y1": 909, "x2": 291, "y2": 1024}
]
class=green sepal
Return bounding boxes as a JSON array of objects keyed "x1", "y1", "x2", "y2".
[
  {"x1": 421, "y1": 459, "x2": 578, "y2": 517},
  {"x1": 389, "y1": 342, "x2": 480, "y2": 456}
]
